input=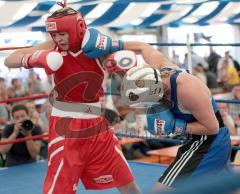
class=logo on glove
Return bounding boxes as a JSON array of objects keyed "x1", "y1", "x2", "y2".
[
  {"x1": 155, "y1": 119, "x2": 165, "y2": 135},
  {"x1": 96, "y1": 34, "x2": 107, "y2": 50},
  {"x1": 175, "y1": 126, "x2": 184, "y2": 135}
]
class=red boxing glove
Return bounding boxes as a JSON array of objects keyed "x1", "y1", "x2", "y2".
[
  {"x1": 103, "y1": 50, "x2": 137, "y2": 74},
  {"x1": 21, "y1": 50, "x2": 64, "y2": 75}
]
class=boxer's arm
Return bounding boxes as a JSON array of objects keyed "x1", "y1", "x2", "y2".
[
  {"x1": 4, "y1": 40, "x2": 55, "y2": 68},
  {"x1": 123, "y1": 41, "x2": 175, "y2": 69},
  {"x1": 178, "y1": 74, "x2": 219, "y2": 135}
]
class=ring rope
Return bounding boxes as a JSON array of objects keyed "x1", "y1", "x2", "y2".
[
  {"x1": 149, "y1": 43, "x2": 240, "y2": 47},
  {"x1": 215, "y1": 99, "x2": 240, "y2": 104},
  {"x1": 116, "y1": 133, "x2": 184, "y2": 145},
  {"x1": 0, "y1": 94, "x2": 49, "y2": 104},
  {"x1": 1, "y1": 43, "x2": 240, "y2": 52},
  {"x1": 0, "y1": 46, "x2": 32, "y2": 51},
  {"x1": 0, "y1": 134, "x2": 49, "y2": 145}
]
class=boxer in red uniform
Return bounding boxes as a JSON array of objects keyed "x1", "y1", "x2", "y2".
[{"x1": 4, "y1": 7, "x2": 140, "y2": 194}]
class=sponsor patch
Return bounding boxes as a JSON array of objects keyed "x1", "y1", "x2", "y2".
[
  {"x1": 112, "y1": 41, "x2": 119, "y2": 47},
  {"x1": 175, "y1": 126, "x2": 183, "y2": 135},
  {"x1": 154, "y1": 119, "x2": 165, "y2": 134},
  {"x1": 94, "y1": 175, "x2": 114, "y2": 184},
  {"x1": 96, "y1": 34, "x2": 107, "y2": 50},
  {"x1": 46, "y1": 21, "x2": 57, "y2": 31},
  {"x1": 84, "y1": 107, "x2": 92, "y2": 113}
]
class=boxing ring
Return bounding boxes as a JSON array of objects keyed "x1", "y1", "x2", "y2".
[
  {"x1": 0, "y1": 161, "x2": 167, "y2": 194},
  {"x1": 1, "y1": 41, "x2": 240, "y2": 194}
]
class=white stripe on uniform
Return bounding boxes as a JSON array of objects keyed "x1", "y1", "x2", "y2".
[{"x1": 162, "y1": 135, "x2": 207, "y2": 186}]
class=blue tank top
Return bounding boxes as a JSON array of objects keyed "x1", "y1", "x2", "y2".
[{"x1": 165, "y1": 68, "x2": 219, "y2": 123}]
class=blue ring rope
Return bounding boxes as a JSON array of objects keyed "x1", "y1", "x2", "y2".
[{"x1": 149, "y1": 43, "x2": 240, "y2": 47}]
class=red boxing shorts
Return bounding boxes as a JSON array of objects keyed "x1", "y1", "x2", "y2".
[{"x1": 43, "y1": 115, "x2": 134, "y2": 194}]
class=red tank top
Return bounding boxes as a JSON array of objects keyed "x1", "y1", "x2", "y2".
[{"x1": 53, "y1": 49, "x2": 104, "y2": 103}]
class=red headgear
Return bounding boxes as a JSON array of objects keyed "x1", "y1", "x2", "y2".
[{"x1": 45, "y1": 9, "x2": 87, "y2": 51}]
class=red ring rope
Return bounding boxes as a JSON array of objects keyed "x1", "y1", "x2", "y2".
[
  {"x1": 0, "y1": 46, "x2": 32, "y2": 51},
  {"x1": 0, "y1": 134, "x2": 49, "y2": 145},
  {"x1": 0, "y1": 94, "x2": 49, "y2": 104}
]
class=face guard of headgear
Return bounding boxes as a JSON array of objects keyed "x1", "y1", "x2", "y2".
[
  {"x1": 45, "y1": 8, "x2": 87, "y2": 51},
  {"x1": 120, "y1": 66, "x2": 164, "y2": 108}
]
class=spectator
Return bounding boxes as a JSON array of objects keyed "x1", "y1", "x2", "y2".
[
  {"x1": 218, "y1": 59, "x2": 239, "y2": 88},
  {"x1": 171, "y1": 50, "x2": 181, "y2": 67},
  {"x1": 7, "y1": 78, "x2": 26, "y2": 98},
  {"x1": 0, "y1": 104, "x2": 42, "y2": 167},
  {"x1": 192, "y1": 64, "x2": 207, "y2": 84},
  {"x1": 184, "y1": 52, "x2": 209, "y2": 70},
  {"x1": 228, "y1": 53, "x2": 240, "y2": 73},
  {"x1": 25, "y1": 101, "x2": 46, "y2": 132},
  {"x1": 225, "y1": 84, "x2": 240, "y2": 132},
  {"x1": 27, "y1": 71, "x2": 43, "y2": 95},
  {"x1": 0, "y1": 104, "x2": 8, "y2": 135},
  {"x1": 217, "y1": 102, "x2": 237, "y2": 135},
  {"x1": 0, "y1": 78, "x2": 9, "y2": 134},
  {"x1": 0, "y1": 77, "x2": 8, "y2": 101},
  {"x1": 205, "y1": 69, "x2": 219, "y2": 90},
  {"x1": 217, "y1": 101, "x2": 239, "y2": 162},
  {"x1": 207, "y1": 47, "x2": 221, "y2": 75},
  {"x1": 217, "y1": 51, "x2": 235, "y2": 76}
]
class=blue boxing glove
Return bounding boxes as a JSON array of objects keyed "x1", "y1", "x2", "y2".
[
  {"x1": 81, "y1": 28, "x2": 123, "y2": 58},
  {"x1": 146, "y1": 105, "x2": 187, "y2": 136}
]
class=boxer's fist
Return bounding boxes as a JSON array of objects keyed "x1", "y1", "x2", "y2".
[
  {"x1": 22, "y1": 50, "x2": 63, "y2": 75},
  {"x1": 81, "y1": 28, "x2": 123, "y2": 58},
  {"x1": 103, "y1": 50, "x2": 137, "y2": 73},
  {"x1": 147, "y1": 105, "x2": 187, "y2": 136}
]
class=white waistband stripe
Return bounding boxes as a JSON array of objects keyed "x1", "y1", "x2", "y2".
[{"x1": 51, "y1": 101, "x2": 102, "y2": 119}]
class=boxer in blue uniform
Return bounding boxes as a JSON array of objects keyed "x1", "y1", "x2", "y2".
[{"x1": 81, "y1": 29, "x2": 231, "y2": 193}]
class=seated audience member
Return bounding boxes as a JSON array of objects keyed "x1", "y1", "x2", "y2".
[
  {"x1": 171, "y1": 50, "x2": 181, "y2": 67},
  {"x1": 217, "y1": 102, "x2": 238, "y2": 162},
  {"x1": 0, "y1": 78, "x2": 9, "y2": 134},
  {"x1": 27, "y1": 71, "x2": 43, "y2": 95},
  {"x1": 224, "y1": 84, "x2": 240, "y2": 130},
  {"x1": 7, "y1": 78, "x2": 26, "y2": 98},
  {"x1": 184, "y1": 52, "x2": 209, "y2": 69},
  {"x1": 218, "y1": 59, "x2": 239, "y2": 89},
  {"x1": 217, "y1": 103, "x2": 237, "y2": 135},
  {"x1": 25, "y1": 101, "x2": 46, "y2": 132},
  {"x1": 217, "y1": 51, "x2": 235, "y2": 72},
  {"x1": 193, "y1": 64, "x2": 207, "y2": 84},
  {"x1": 205, "y1": 70, "x2": 219, "y2": 91},
  {"x1": 0, "y1": 104, "x2": 42, "y2": 167},
  {"x1": 207, "y1": 47, "x2": 221, "y2": 75}
]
